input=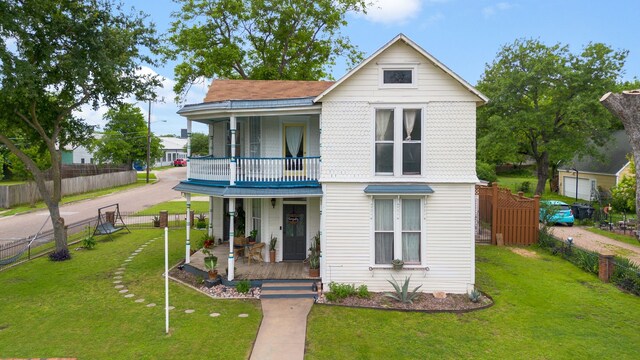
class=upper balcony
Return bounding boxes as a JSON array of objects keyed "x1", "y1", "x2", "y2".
[{"x1": 189, "y1": 156, "x2": 321, "y2": 187}]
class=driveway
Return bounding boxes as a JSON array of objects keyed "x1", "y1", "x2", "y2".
[
  {"x1": 0, "y1": 167, "x2": 186, "y2": 240},
  {"x1": 549, "y1": 225, "x2": 640, "y2": 265}
]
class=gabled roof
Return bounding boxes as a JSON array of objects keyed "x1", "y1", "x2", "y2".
[
  {"x1": 204, "y1": 80, "x2": 335, "y2": 102},
  {"x1": 314, "y1": 33, "x2": 489, "y2": 105},
  {"x1": 560, "y1": 130, "x2": 632, "y2": 175},
  {"x1": 159, "y1": 137, "x2": 187, "y2": 150}
]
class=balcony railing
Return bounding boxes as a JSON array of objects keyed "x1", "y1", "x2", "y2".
[{"x1": 188, "y1": 156, "x2": 320, "y2": 185}]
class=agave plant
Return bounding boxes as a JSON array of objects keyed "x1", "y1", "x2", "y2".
[
  {"x1": 468, "y1": 288, "x2": 482, "y2": 303},
  {"x1": 384, "y1": 275, "x2": 422, "y2": 304}
]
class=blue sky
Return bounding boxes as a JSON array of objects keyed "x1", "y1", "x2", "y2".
[{"x1": 82, "y1": 0, "x2": 640, "y2": 136}]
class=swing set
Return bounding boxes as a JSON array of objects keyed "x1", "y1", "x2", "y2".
[{"x1": 93, "y1": 204, "x2": 130, "y2": 240}]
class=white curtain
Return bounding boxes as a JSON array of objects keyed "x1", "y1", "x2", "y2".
[
  {"x1": 402, "y1": 199, "x2": 420, "y2": 262},
  {"x1": 375, "y1": 199, "x2": 394, "y2": 264},
  {"x1": 375, "y1": 109, "x2": 393, "y2": 141},
  {"x1": 404, "y1": 109, "x2": 417, "y2": 140},
  {"x1": 285, "y1": 126, "x2": 303, "y2": 157}
]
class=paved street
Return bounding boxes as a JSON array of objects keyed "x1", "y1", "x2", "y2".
[{"x1": 0, "y1": 167, "x2": 186, "y2": 240}]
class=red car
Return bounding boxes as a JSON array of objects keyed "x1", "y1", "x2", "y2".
[{"x1": 173, "y1": 158, "x2": 187, "y2": 167}]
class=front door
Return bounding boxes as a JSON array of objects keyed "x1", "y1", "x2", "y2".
[{"x1": 283, "y1": 204, "x2": 306, "y2": 260}]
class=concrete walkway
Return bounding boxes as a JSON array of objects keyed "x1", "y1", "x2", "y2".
[
  {"x1": 550, "y1": 225, "x2": 640, "y2": 265},
  {"x1": 250, "y1": 298, "x2": 314, "y2": 360}
]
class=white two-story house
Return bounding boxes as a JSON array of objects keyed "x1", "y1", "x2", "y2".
[{"x1": 174, "y1": 34, "x2": 487, "y2": 294}]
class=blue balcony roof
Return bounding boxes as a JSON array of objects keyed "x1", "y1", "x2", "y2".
[
  {"x1": 177, "y1": 97, "x2": 317, "y2": 115},
  {"x1": 364, "y1": 184, "x2": 434, "y2": 195},
  {"x1": 174, "y1": 181, "x2": 322, "y2": 198}
]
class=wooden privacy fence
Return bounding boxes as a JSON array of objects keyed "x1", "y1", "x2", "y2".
[
  {"x1": 476, "y1": 183, "x2": 540, "y2": 245},
  {"x1": 0, "y1": 171, "x2": 137, "y2": 208}
]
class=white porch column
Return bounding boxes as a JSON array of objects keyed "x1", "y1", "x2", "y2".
[
  {"x1": 185, "y1": 193, "x2": 191, "y2": 264},
  {"x1": 319, "y1": 190, "x2": 326, "y2": 282},
  {"x1": 229, "y1": 115, "x2": 237, "y2": 185},
  {"x1": 208, "y1": 196, "x2": 214, "y2": 238},
  {"x1": 186, "y1": 119, "x2": 192, "y2": 179},
  {"x1": 228, "y1": 198, "x2": 236, "y2": 280},
  {"x1": 208, "y1": 122, "x2": 214, "y2": 156}
]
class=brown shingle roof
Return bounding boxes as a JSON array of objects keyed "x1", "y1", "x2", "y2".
[{"x1": 203, "y1": 79, "x2": 335, "y2": 102}]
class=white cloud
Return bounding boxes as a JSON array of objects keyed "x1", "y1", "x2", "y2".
[
  {"x1": 361, "y1": 0, "x2": 423, "y2": 25},
  {"x1": 482, "y1": 2, "x2": 513, "y2": 18}
]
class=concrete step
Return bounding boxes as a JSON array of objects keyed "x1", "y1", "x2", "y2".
[
  {"x1": 260, "y1": 285, "x2": 318, "y2": 299},
  {"x1": 262, "y1": 281, "x2": 316, "y2": 291}
]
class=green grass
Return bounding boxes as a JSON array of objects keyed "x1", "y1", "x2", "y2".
[
  {"x1": 136, "y1": 172, "x2": 158, "y2": 181},
  {"x1": 0, "y1": 180, "x2": 26, "y2": 185},
  {"x1": 497, "y1": 174, "x2": 579, "y2": 204},
  {"x1": 0, "y1": 229, "x2": 261, "y2": 359},
  {"x1": 583, "y1": 227, "x2": 640, "y2": 248},
  {"x1": 306, "y1": 246, "x2": 640, "y2": 359},
  {"x1": 0, "y1": 181, "x2": 149, "y2": 217},
  {"x1": 136, "y1": 201, "x2": 210, "y2": 215}
]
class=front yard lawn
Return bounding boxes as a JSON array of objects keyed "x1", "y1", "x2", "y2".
[
  {"x1": 0, "y1": 229, "x2": 260, "y2": 359},
  {"x1": 306, "y1": 246, "x2": 640, "y2": 359}
]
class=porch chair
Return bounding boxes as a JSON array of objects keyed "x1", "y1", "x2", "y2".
[
  {"x1": 247, "y1": 243, "x2": 265, "y2": 265},
  {"x1": 233, "y1": 237, "x2": 247, "y2": 260}
]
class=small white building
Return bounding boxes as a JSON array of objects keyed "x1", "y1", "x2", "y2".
[
  {"x1": 175, "y1": 34, "x2": 488, "y2": 294},
  {"x1": 156, "y1": 137, "x2": 187, "y2": 167}
]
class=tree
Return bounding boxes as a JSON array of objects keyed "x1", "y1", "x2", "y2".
[
  {"x1": 600, "y1": 90, "x2": 640, "y2": 234},
  {"x1": 477, "y1": 39, "x2": 627, "y2": 194},
  {"x1": 187, "y1": 133, "x2": 209, "y2": 156},
  {"x1": 0, "y1": 0, "x2": 160, "y2": 258},
  {"x1": 165, "y1": 0, "x2": 367, "y2": 100},
  {"x1": 93, "y1": 104, "x2": 163, "y2": 168}
]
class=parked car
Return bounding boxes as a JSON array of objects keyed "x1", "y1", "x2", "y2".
[
  {"x1": 539, "y1": 200, "x2": 574, "y2": 226},
  {"x1": 173, "y1": 158, "x2": 187, "y2": 167}
]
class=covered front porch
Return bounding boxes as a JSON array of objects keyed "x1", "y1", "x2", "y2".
[{"x1": 190, "y1": 245, "x2": 318, "y2": 280}]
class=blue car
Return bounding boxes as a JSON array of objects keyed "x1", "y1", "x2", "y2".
[{"x1": 539, "y1": 200, "x2": 574, "y2": 226}]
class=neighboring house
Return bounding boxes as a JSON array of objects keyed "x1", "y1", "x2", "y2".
[
  {"x1": 558, "y1": 130, "x2": 633, "y2": 201},
  {"x1": 156, "y1": 137, "x2": 187, "y2": 167},
  {"x1": 62, "y1": 133, "x2": 103, "y2": 164},
  {"x1": 174, "y1": 34, "x2": 488, "y2": 294}
]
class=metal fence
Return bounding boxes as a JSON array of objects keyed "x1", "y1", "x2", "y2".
[{"x1": 0, "y1": 212, "x2": 187, "y2": 271}]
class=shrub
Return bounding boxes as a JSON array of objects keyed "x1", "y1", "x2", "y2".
[
  {"x1": 384, "y1": 276, "x2": 422, "y2": 304},
  {"x1": 610, "y1": 257, "x2": 640, "y2": 296},
  {"x1": 327, "y1": 282, "x2": 356, "y2": 299},
  {"x1": 356, "y1": 284, "x2": 370, "y2": 299},
  {"x1": 49, "y1": 249, "x2": 71, "y2": 261},
  {"x1": 476, "y1": 161, "x2": 497, "y2": 182},
  {"x1": 517, "y1": 181, "x2": 531, "y2": 193},
  {"x1": 236, "y1": 280, "x2": 251, "y2": 294},
  {"x1": 82, "y1": 236, "x2": 97, "y2": 250}
]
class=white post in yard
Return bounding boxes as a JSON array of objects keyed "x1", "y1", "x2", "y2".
[
  {"x1": 228, "y1": 198, "x2": 236, "y2": 280},
  {"x1": 186, "y1": 119, "x2": 192, "y2": 179},
  {"x1": 164, "y1": 226, "x2": 169, "y2": 334},
  {"x1": 185, "y1": 193, "x2": 191, "y2": 263},
  {"x1": 209, "y1": 196, "x2": 214, "y2": 238}
]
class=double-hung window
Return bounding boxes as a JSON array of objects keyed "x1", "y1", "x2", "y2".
[
  {"x1": 374, "y1": 198, "x2": 422, "y2": 265},
  {"x1": 375, "y1": 108, "x2": 422, "y2": 176}
]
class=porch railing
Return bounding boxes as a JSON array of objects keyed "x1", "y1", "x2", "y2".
[
  {"x1": 189, "y1": 156, "x2": 230, "y2": 182},
  {"x1": 188, "y1": 156, "x2": 320, "y2": 184}
]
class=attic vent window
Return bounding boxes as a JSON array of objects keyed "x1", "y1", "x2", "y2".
[{"x1": 384, "y1": 70, "x2": 412, "y2": 84}]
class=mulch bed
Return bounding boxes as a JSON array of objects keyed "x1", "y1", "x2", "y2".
[{"x1": 317, "y1": 292, "x2": 493, "y2": 312}]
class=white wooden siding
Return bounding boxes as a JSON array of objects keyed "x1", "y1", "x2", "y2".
[
  {"x1": 321, "y1": 41, "x2": 479, "y2": 103},
  {"x1": 321, "y1": 101, "x2": 477, "y2": 183},
  {"x1": 322, "y1": 182, "x2": 474, "y2": 293}
]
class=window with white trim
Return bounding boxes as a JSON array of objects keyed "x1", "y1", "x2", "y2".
[
  {"x1": 374, "y1": 198, "x2": 422, "y2": 265},
  {"x1": 374, "y1": 108, "x2": 422, "y2": 176},
  {"x1": 379, "y1": 65, "x2": 417, "y2": 88}
]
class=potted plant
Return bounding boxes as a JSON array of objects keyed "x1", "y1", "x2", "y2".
[
  {"x1": 308, "y1": 239, "x2": 320, "y2": 277},
  {"x1": 152, "y1": 216, "x2": 160, "y2": 228},
  {"x1": 247, "y1": 229, "x2": 258, "y2": 244},
  {"x1": 269, "y1": 235, "x2": 277, "y2": 263},
  {"x1": 201, "y1": 233, "x2": 215, "y2": 249},
  {"x1": 202, "y1": 248, "x2": 218, "y2": 279},
  {"x1": 391, "y1": 259, "x2": 404, "y2": 270},
  {"x1": 196, "y1": 213, "x2": 207, "y2": 229}
]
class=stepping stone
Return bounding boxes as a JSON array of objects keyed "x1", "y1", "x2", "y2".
[
  {"x1": 210, "y1": 313, "x2": 221, "y2": 317},
  {"x1": 130, "y1": 253, "x2": 137, "y2": 256},
  {"x1": 114, "y1": 271, "x2": 124, "y2": 275},
  {"x1": 168, "y1": 306, "x2": 175, "y2": 310},
  {"x1": 113, "y1": 280, "x2": 122, "y2": 284},
  {"x1": 146, "y1": 303, "x2": 156, "y2": 307},
  {"x1": 238, "y1": 314, "x2": 249, "y2": 318},
  {"x1": 135, "y1": 299, "x2": 145, "y2": 303},
  {"x1": 114, "y1": 285, "x2": 124, "y2": 289},
  {"x1": 124, "y1": 259, "x2": 132, "y2": 262},
  {"x1": 113, "y1": 276, "x2": 123, "y2": 279},
  {"x1": 124, "y1": 294, "x2": 135, "y2": 298},
  {"x1": 119, "y1": 289, "x2": 129, "y2": 293},
  {"x1": 135, "y1": 249, "x2": 143, "y2": 253},
  {"x1": 117, "y1": 268, "x2": 126, "y2": 271},
  {"x1": 184, "y1": 309, "x2": 195, "y2": 314},
  {"x1": 141, "y1": 245, "x2": 147, "y2": 247}
]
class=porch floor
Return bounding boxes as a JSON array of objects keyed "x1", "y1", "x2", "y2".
[{"x1": 189, "y1": 242, "x2": 317, "y2": 280}]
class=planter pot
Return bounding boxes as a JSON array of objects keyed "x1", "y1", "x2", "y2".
[
  {"x1": 269, "y1": 250, "x2": 276, "y2": 263},
  {"x1": 208, "y1": 270, "x2": 218, "y2": 279},
  {"x1": 309, "y1": 268, "x2": 320, "y2": 277},
  {"x1": 153, "y1": 221, "x2": 160, "y2": 228},
  {"x1": 392, "y1": 263, "x2": 404, "y2": 271}
]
